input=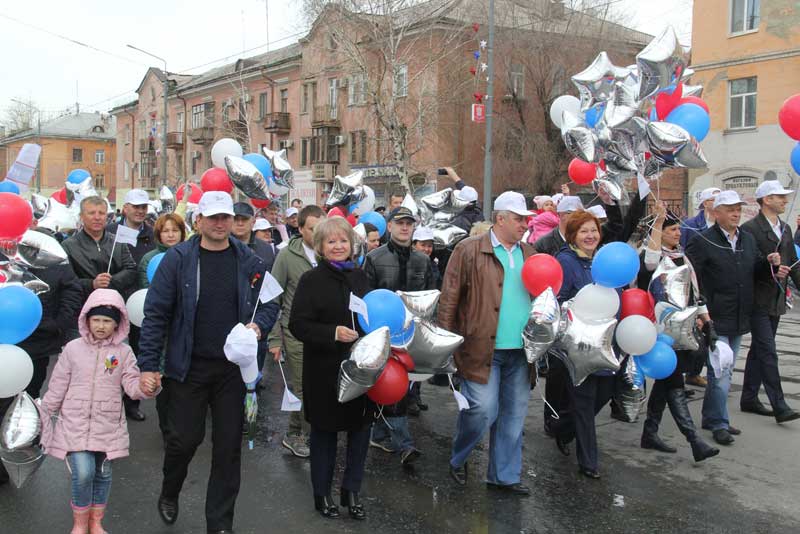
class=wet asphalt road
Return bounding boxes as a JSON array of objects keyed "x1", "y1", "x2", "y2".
[{"x1": 3, "y1": 314, "x2": 800, "y2": 534}]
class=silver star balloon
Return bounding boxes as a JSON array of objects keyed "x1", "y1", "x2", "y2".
[
  {"x1": 326, "y1": 171, "x2": 364, "y2": 207},
  {"x1": 612, "y1": 355, "x2": 645, "y2": 422},
  {"x1": 561, "y1": 110, "x2": 601, "y2": 163},
  {"x1": 603, "y1": 81, "x2": 639, "y2": 129},
  {"x1": 0, "y1": 261, "x2": 50, "y2": 295},
  {"x1": 405, "y1": 318, "x2": 464, "y2": 373},
  {"x1": 30, "y1": 194, "x2": 49, "y2": 220},
  {"x1": 263, "y1": 148, "x2": 295, "y2": 189},
  {"x1": 592, "y1": 178, "x2": 624, "y2": 203},
  {"x1": 636, "y1": 26, "x2": 688, "y2": 100},
  {"x1": 225, "y1": 155, "x2": 270, "y2": 200},
  {"x1": 397, "y1": 290, "x2": 440, "y2": 320},
  {"x1": 656, "y1": 303, "x2": 701, "y2": 351},
  {"x1": 682, "y1": 84, "x2": 704, "y2": 98},
  {"x1": 430, "y1": 223, "x2": 467, "y2": 249},
  {"x1": 15, "y1": 230, "x2": 69, "y2": 269},
  {"x1": 648, "y1": 257, "x2": 691, "y2": 309},
  {"x1": 1, "y1": 444, "x2": 44, "y2": 488},
  {"x1": 65, "y1": 176, "x2": 98, "y2": 207},
  {"x1": 674, "y1": 137, "x2": 708, "y2": 169},
  {"x1": 420, "y1": 188, "x2": 471, "y2": 215},
  {"x1": 1, "y1": 393, "x2": 41, "y2": 451},
  {"x1": 37, "y1": 199, "x2": 79, "y2": 233},
  {"x1": 160, "y1": 185, "x2": 175, "y2": 213},
  {"x1": 350, "y1": 326, "x2": 391, "y2": 370},
  {"x1": 553, "y1": 301, "x2": 619, "y2": 386},
  {"x1": 523, "y1": 288, "x2": 561, "y2": 364},
  {"x1": 571, "y1": 52, "x2": 630, "y2": 110}
]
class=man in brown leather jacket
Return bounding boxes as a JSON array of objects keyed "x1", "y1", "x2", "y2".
[{"x1": 438, "y1": 191, "x2": 535, "y2": 495}]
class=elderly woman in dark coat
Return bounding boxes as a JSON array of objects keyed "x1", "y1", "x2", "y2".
[{"x1": 289, "y1": 216, "x2": 375, "y2": 520}]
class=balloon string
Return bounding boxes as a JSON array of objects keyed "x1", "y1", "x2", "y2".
[
  {"x1": 376, "y1": 405, "x2": 394, "y2": 431},
  {"x1": 533, "y1": 367, "x2": 560, "y2": 420}
]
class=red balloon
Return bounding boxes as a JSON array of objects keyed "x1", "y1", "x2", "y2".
[
  {"x1": 655, "y1": 83, "x2": 683, "y2": 120},
  {"x1": 346, "y1": 214, "x2": 357, "y2": 227},
  {"x1": 568, "y1": 158, "x2": 597, "y2": 185},
  {"x1": 251, "y1": 198, "x2": 271, "y2": 209},
  {"x1": 620, "y1": 289, "x2": 655, "y2": 322},
  {"x1": 176, "y1": 183, "x2": 203, "y2": 204},
  {"x1": 200, "y1": 168, "x2": 233, "y2": 194},
  {"x1": 521, "y1": 254, "x2": 563, "y2": 297},
  {"x1": 598, "y1": 160, "x2": 607, "y2": 171},
  {"x1": 50, "y1": 187, "x2": 67, "y2": 205},
  {"x1": 327, "y1": 206, "x2": 346, "y2": 218},
  {"x1": 677, "y1": 96, "x2": 709, "y2": 114},
  {"x1": 391, "y1": 349, "x2": 415, "y2": 372},
  {"x1": 779, "y1": 94, "x2": 800, "y2": 141},
  {"x1": 367, "y1": 359, "x2": 409, "y2": 405},
  {"x1": 0, "y1": 192, "x2": 33, "y2": 240}
]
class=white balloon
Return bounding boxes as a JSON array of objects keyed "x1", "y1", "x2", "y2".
[
  {"x1": 615, "y1": 315, "x2": 657, "y2": 356},
  {"x1": 549, "y1": 95, "x2": 582, "y2": 127},
  {"x1": 351, "y1": 185, "x2": 376, "y2": 216},
  {"x1": 573, "y1": 284, "x2": 620, "y2": 321},
  {"x1": 211, "y1": 138, "x2": 244, "y2": 169},
  {"x1": 0, "y1": 345, "x2": 33, "y2": 397},
  {"x1": 126, "y1": 288, "x2": 148, "y2": 328}
]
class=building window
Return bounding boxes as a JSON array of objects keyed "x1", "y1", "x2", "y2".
[
  {"x1": 503, "y1": 127, "x2": 524, "y2": 161},
  {"x1": 124, "y1": 125, "x2": 131, "y2": 144},
  {"x1": 191, "y1": 154, "x2": 198, "y2": 175},
  {"x1": 729, "y1": 77, "x2": 757, "y2": 129},
  {"x1": 301, "y1": 84, "x2": 309, "y2": 114},
  {"x1": 510, "y1": 64, "x2": 525, "y2": 98},
  {"x1": 328, "y1": 33, "x2": 338, "y2": 50},
  {"x1": 95, "y1": 173, "x2": 105, "y2": 189},
  {"x1": 138, "y1": 120, "x2": 147, "y2": 139},
  {"x1": 393, "y1": 65, "x2": 408, "y2": 97},
  {"x1": 359, "y1": 131, "x2": 367, "y2": 163},
  {"x1": 731, "y1": 0, "x2": 760, "y2": 34},
  {"x1": 123, "y1": 161, "x2": 130, "y2": 182},
  {"x1": 176, "y1": 153, "x2": 184, "y2": 179},
  {"x1": 348, "y1": 130, "x2": 367, "y2": 163},
  {"x1": 350, "y1": 132, "x2": 357, "y2": 162},
  {"x1": 348, "y1": 73, "x2": 367, "y2": 106},
  {"x1": 259, "y1": 92, "x2": 268, "y2": 118},
  {"x1": 95, "y1": 150, "x2": 105, "y2": 164},
  {"x1": 191, "y1": 102, "x2": 215, "y2": 129},
  {"x1": 176, "y1": 112, "x2": 184, "y2": 133},
  {"x1": 328, "y1": 79, "x2": 338, "y2": 118},
  {"x1": 280, "y1": 89, "x2": 288, "y2": 113},
  {"x1": 222, "y1": 103, "x2": 230, "y2": 124},
  {"x1": 301, "y1": 138, "x2": 309, "y2": 167},
  {"x1": 72, "y1": 148, "x2": 83, "y2": 162}
]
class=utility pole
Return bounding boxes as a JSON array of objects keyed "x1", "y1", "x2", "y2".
[
  {"x1": 482, "y1": 0, "x2": 495, "y2": 221},
  {"x1": 10, "y1": 97, "x2": 42, "y2": 193},
  {"x1": 127, "y1": 44, "x2": 169, "y2": 187}
]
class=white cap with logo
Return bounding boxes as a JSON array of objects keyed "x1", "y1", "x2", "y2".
[
  {"x1": 412, "y1": 226, "x2": 434, "y2": 242},
  {"x1": 755, "y1": 180, "x2": 794, "y2": 199},
  {"x1": 456, "y1": 186, "x2": 479, "y2": 203},
  {"x1": 713, "y1": 190, "x2": 747, "y2": 208},
  {"x1": 124, "y1": 189, "x2": 150, "y2": 206},
  {"x1": 493, "y1": 191, "x2": 533, "y2": 216},
  {"x1": 557, "y1": 196, "x2": 584, "y2": 214},
  {"x1": 696, "y1": 187, "x2": 721, "y2": 208},
  {"x1": 285, "y1": 207, "x2": 299, "y2": 218},
  {"x1": 253, "y1": 218, "x2": 272, "y2": 231},
  {"x1": 198, "y1": 191, "x2": 235, "y2": 217}
]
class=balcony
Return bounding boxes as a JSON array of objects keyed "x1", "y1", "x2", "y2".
[
  {"x1": 166, "y1": 132, "x2": 184, "y2": 149},
  {"x1": 189, "y1": 127, "x2": 215, "y2": 145},
  {"x1": 138, "y1": 138, "x2": 152, "y2": 152},
  {"x1": 263, "y1": 112, "x2": 291, "y2": 133},
  {"x1": 312, "y1": 105, "x2": 340, "y2": 127}
]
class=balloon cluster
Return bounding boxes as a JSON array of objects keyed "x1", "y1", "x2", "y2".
[
  {"x1": 416, "y1": 188, "x2": 471, "y2": 248},
  {"x1": 325, "y1": 171, "x2": 376, "y2": 217},
  {"x1": 778, "y1": 95, "x2": 800, "y2": 175},
  {"x1": 0, "y1": 392, "x2": 45, "y2": 488},
  {"x1": 551, "y1": 27, "x2": 709, "y2": 193}
]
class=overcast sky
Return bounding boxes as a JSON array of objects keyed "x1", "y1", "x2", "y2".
[{"x1": 0, "y1": 0, "x2": 693, "y2": 121}]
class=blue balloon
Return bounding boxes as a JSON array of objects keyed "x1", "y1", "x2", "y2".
[
  {"x1": 649, "y1": 108, "x2": 658, "y2": 121},
  {"x1": 242, "y1": 153, "x2": 273, "y2": 181},
  {"x1": 0, "y1": 181, "x2": 20, "y2": 194},
  {"x1": 358, "y1": 211, "x2": 387, "y2": 237},
  {"x1": 656, "y1": 333, "x2": 675, "y2": 347},
  {"x1": 356, "y1": 289, "x2": 406, "y2": 336},
  {"x1": 795, "y1": 243, "x2": 800, "y2": 260},
  {"x1": 66, "y1": 169, "x2": 91, "y2": 184},
  {"x1": 0, "y1": 286, "x2": 43, "y2": 344},
  {"x1": 146, "y1": 252, "x2": 166, "y2": 283},
  {"x1": 584, "y1": 104, "x2": 605, "y2": 128},
  {"x1": 636, "y1": 342, "x2": 677, "y2": 379},
  {"x1": 391, "y1": 320, "x2": 415, "y2": 347},
  {"x1": 791, "y1": 142, "x2": 800, "y2": 175},
  {"x1": 591, "y1": 242, "x2": 640, "y2": 288},
  {"x1": 665, "y1": 103, "x2": 711, "y2": 142}
]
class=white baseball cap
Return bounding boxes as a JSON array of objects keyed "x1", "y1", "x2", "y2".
[
  {"x1": 493, "y1": 191, "x2": 533, "y2": 216},
  {"x1": 253, "y1": 218, "x2": 272, "y2": 231},
  {"x1": 535, "y1": 195, "x2": 553, "y2": 208},
  {"x1": 587, "y1": 205, "x2": 607, "y2": 219},
  {"x1": 456, "y1": 186, "x2": 479, "y2": 203},
  {"x1": 696, "y1": 187, "x2": 721, "y2": 208},
  {"x1": 198, "y1": 191, "x2": 235, "y2": 217},
  {"x1": 412, "y1": 226, "x2": 434, "y2": 242},
  {"x1": 285, "y1": 207, "x2": 299, "y2": 218},
  {"x1": 557, "y1": 196, "x2": 584, "y2": 214},
  {"x1": 552, "y1": 193, "x2": 564, "y2": 206},
  {"x1": 124, "y1": 189, "x2": 150, "y2": 206},
  {"x1": 713, "y1": 190, "x2": 747, "y2": 208},
  {"x1": 755, "y1": 180, "x2": 794, "y2": 199},
  {"x1": 223, "y1": 323, "x2": 260, "y2": 384}
]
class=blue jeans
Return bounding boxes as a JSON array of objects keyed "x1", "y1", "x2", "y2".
[
  {"x1": 66, "y1": 451, "x2": 112, "y2": 508},
  {"x1": 450, "y1": 349, "x2": 530, "y2": 486},
  {"x1": 701, "y1": 335, "x2": 742, "y2": 431},
  {"x1": 371, "y1": 416, "x2": 414, "y2": 452}
]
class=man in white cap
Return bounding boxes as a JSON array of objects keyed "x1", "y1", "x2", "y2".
[
  {"x1": 681, "y1": 187, "x2": 721, "y2": 249},
  {"x1": 438, "y1": 191, "x2": 535, "y2": 495},
  {"x1": 533, "y1": 195, "x2": 583, "y2": 256},
  {"x1": 687, "y1": 190, "x2": 783, "y2": 446},
  {"x1": 285, "y1": 207, "x2": 300, "y2": 237},
  {"x1": 252, "y1": 218, "x2": 274, "y2": 245},
  {"x1": 138, "y1": 191, "x2": 279, "y2": 533},
  {"x1": 107, "y1": 188, "x2": 156, "y2": 266},
  {"x1": 740, "y1": 181, "x2": 800, "y2": 424},
  {"x1": 442, "y1": 166, "x2": 485, "y2": 233}
]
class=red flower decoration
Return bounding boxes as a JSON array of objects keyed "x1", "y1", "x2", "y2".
[
  {"x1": 473, "y1": 92, "x2": 483, "y2": 103},
  {"x1": 472, "y1": 23, "x2": 480, "y2": 32},
  {"x1": 469, "y1": 66, "x2": 477, "y2": 76}
]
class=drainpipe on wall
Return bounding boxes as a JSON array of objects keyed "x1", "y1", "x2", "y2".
[
  {"x1": 177, "y1": 93, "x2": 188, "y2": 184},
  {"x1": 260, "y1": 67, "x2": 276, "y2": 150},
  {"x1": 125, "y1": 108, "x2": 136, "y2": 201}
]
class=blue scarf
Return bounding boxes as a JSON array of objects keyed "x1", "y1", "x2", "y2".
[{"x1": 329, "y1": 260, "x2": 355, "y2": 271}]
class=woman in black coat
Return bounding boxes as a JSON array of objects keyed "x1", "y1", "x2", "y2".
[{"x1": 289, "y1": 216, "x2": 375, "y2": 520}]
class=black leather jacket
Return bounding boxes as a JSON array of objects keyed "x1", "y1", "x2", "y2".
[
  {"x1": 363, "y1": 239, "x2": 435, "y2": 292},
  {"x1": 62, "y1": 229, "x2": 138, "y2": 301}
]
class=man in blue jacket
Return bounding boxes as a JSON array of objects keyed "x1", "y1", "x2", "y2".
[
  {"x1": 680, "y1": 187, "x2": 720, "y2": 249},
  {"x1": 138, "y1": 191, "x2": 279, "y2": 534}
]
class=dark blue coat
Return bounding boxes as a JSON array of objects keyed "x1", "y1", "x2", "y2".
[
  {"x1": 138, "y1": 234, "x2": 280, "y2": 381},
  {"x1": 679, "y1": 210, "x2": 708, "y2": 249},
  {"x1": 555, "y1": 246, "x2": 594, "y2": 303}
]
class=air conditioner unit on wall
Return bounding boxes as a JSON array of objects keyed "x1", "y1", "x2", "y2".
[
  {"x1": 279, "y1": 139, "x2": 294, "y2": 149},
  {"x1": 244, "y1": 94, "x2": 252, "y2": 103},
  {"x1": 191, "y1": 151, "x2": 201, "y2": 159},
  {"x1": 334, "y1": 135, "x2": 346, "y2": 146}
]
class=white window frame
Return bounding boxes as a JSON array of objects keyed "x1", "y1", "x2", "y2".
[
  {"x1": 348, "y1": 73, "x2": 367, "y2": 106},
  {"x1": 328, "y1": 79, "x2": 338, "y2": 119},
  {"x1": 94, "y1": 150, "x2": 105, "y2": 164},
  {"x1": 728, "y1": 77, "x2": 757, "y2": 130},
  {"x1": 729, "y1": 0, "x2": 760, "y2": 36},
  {"x1": 123, "y1": 161, "x2": 130, "y2": 182},
  {"x1": 176, "y1": 112, "x2": 184, "y2": 133},
  {"x1": 393, "y1": 65, "x2": 408, "y2": 98},
  {"x1": 510, "y1": 64, "x2": 525, "y2": 98},
  {"x1": 124, "y1": 124, "x2": 131, "y2": 144}
]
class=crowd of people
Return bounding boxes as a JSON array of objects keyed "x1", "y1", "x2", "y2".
[{"x1": 1, "y1": 175, "x2": 799, "y2": 534}]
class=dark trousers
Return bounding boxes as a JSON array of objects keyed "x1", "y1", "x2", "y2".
[
  {"x1": 544, "y1": 356, "x2": 569, "y2": 433},
  {"x1": 161, "y1": 358, "x2": 245, "y2": 531},
  {"x1": 741, "y1": 311, "x2": 789, "y2": 412},
  {"x1": 309, "y1": 425, "x2": 371, "y2": 497},
  {"x1": 124, "y1": 326, "x2": 141, "y2": 412},
  {"x1": 553, "y1": 374, "x2": 615, "y2": 471},
  {"x1": 27, "y1": 357, "x2": 50, "y2": 399}
]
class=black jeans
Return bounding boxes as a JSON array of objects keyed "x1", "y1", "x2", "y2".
[
  {"x1": 741, "y1": 311, "x2": 789, "y2": 412},
  {"x1": 309, "y1": 425, "x2": 371, "y2": 498},
  {"x1": 544, "y1": 356, "x2": 570, "y2": 433},
  {"x1": 27, "y1": 357, "x2": 50, "y2": 399},
  {"x1": 161, "y1": 358, "x2": 246, "y2": 531}
]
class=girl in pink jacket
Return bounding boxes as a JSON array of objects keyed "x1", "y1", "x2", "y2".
[{"x1": 40, "y1": 288, "x2": 157, "y2": 534}]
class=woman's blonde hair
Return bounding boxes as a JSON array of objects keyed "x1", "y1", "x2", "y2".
[
  {"x1": 470, "y1": 221, "x2": 492, "y2": 237},
  {"x1": 312, "y1": 216, "x2": 355, "y2": 260}
]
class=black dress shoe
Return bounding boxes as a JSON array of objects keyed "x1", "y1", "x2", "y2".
[
  {"x1": 727, "y1": 425, "x2": 741, "y2": 435},
  {"x1": 486, "y1": 482, "x2": 530, "y2": 495},
  {"x1": 126, "y1": 408, "x2": 146, "y2": 421},
  {"x1": 417, "y1": 402, "x2": 429, "y2": 411},
  {"x1": 449, "y1": 463, "x2": 467, "y2": 486},
  {"x1": 314, "y1": 495, "x2": 339, "y2": 519},
  {"x1": 555, "y1": 435, "x2": 571, "y2": 457},
  {"x1": 741, "y1": 401, "x2": 773, "y2": 416},
  {"x1": 340, "y1": 489, "x2": 365, "y2": 520},
  {"x1": 158, "y1": 495, "x2": 179, "y2": 524},
  {"x1": 775, "y1": 409, "x2": 800, "y2": 424},
  {"x1": 578, "y1": 467, "x2": 601, "y2": 479},
  {"x1": 712, "y1": 429, "x2": 734, "y2": 445}
]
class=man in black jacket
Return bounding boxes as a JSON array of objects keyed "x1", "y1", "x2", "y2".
[
  {"x1": 687, "y1": 190, "x2": 781, "y2": 445},
  {"x1": 106, "y1": 189, "x2": 155, "y2": 265},
  {"x1": 232, "y1": 202, "x2": 276, "y2": 272},
  {"x1": 740, "y1": 181, "x2": 800, "y2": 424},
  {"x1": 364, "y1": 206, "x2": 434, "y2": 465},
  {"x1": 442, "y1": 167, "x2": 484, "y2": 233}
]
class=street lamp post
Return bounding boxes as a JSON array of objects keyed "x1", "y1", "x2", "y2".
[
  {"x1": 127, "y1": 45, "x2": 169, "y2": 188},
  {"x1": 10, "y1": 98, "x2": 42, "y2": 193}
]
